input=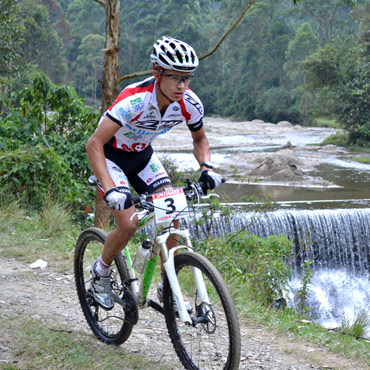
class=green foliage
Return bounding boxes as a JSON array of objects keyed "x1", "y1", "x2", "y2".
[
  {"x1": 193, "y1": 197, "x2": 232, "y2": 239},
  {"x1": 2, "y1": 0, "x2": 370, "y2": 148},
  {"x1": 159, "y1": 155, "x2": 198, "y2": 186},
  {"x1": 321, "y1": 133, "x2": 350, "y2": 147},
  {"x1": 0, "y1": 144, "x2": 84, "y2": 209},
  {"x1": 196, "y1": 230, "x2": 294, "y2": 306},
  {"x1": 339, "y1": 309, "x2": 370, "y2": 339},
  {"x1": 311, "y1": 117, "x2": 340, "y2": 128},
  {"x1": 304, "y1": 22, "x2": 370, "y2": 145},
  {"x1": 17, "y1": 0, "x2": 68, "y2": 83},
  {"x1": 295, "y1": 260, "x2": 313, "y2": 315},
  {"x1": 352, "y1": 156, "x2": 370, "y2": 164},
  {"x1": 0, "y1": 0, "x2": 23, "y2": 76},
  {"x1": 0, "y1": 72, "x2": 99, "y2": 212},
  {"x1": 75, "y1": 34, "x2": 105, "y2": 104}
]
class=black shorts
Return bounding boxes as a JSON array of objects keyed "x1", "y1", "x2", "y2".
[{"x1": 102, "y1": 145, "x2": 172, "y2": 195}]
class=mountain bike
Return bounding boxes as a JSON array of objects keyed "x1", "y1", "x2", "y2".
[{"x1": 74, "y1": 177, "x2": 241, "y2": 369}]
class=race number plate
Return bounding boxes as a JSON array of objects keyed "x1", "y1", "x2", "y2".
[{"x1": 152, "y1": 188, "x2": 187, "y2": 224}]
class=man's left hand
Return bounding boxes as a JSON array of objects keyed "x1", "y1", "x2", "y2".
[{"x1": 198, "y1": 170, "x2": 223, "y2": 191}]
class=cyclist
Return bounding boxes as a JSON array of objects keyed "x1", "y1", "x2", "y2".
[{"x1": 86, "y1": 36, "x2": 223, "y2": 310}]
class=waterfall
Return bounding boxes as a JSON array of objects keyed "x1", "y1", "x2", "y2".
[
  {"x1": 186, "y1": 208, "x2": 370, "y2": 334},
  {"x1": 188, "y1": 208, "x2": 370, "y2": 274}
]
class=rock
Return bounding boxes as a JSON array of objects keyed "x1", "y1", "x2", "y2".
[
  {"x1": 277, "y1": 120, "x2": 293, "y2": 127},
  {"x1": 282, "y1": 141, "x2": 294, "y2": 149}
]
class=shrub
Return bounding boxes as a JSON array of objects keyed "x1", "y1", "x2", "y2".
[
  {"x1": 196, "y1": 231, "x2": 294, "y2": 306},
  {"x1": 0, "y1": 144, "x2": 91, "y2": 210}
]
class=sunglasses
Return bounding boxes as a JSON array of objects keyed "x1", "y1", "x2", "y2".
[{"x1": 159, "y1": 72, "x2": 195, "y2": 84}]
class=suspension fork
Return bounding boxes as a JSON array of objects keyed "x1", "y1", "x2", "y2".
[{"x1": 159, "y1": 228, "x2": 210, "y2": 324}]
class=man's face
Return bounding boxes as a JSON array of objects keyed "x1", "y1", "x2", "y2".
[{"x1": 155, "y1": 69, "x2": 193, "y2": 102}]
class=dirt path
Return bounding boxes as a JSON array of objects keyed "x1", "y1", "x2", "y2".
[{"x1": 1, "y1": 257, "x2": 368, "y2": 369}]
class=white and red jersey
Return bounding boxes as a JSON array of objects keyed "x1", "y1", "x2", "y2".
[{"x1": 102, "y1": 76, "x2": 204, "y2": 152}]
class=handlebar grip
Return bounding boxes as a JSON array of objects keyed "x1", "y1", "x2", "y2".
[
  {"x1": 198, "y1": 177, "x2": 226, "y2": 192},
  {"x1": 132, "y1": 195, "x2": 141, "y2": 205}
]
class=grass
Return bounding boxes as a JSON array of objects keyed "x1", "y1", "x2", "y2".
[
  {"x1": 312, "y1": 117, "x2": 341, "y2": 129},
  {"x1": 0, "y1": 201, "x2": 369, "y2": 368},
  {"x1": 339, "y1": 310, "x2": 370, "y2": 339},
  {"x1": 0, "y1": 200, "x2": 78, "y2": 273},
  {"x1": 352, "y1": 156, "x2": 370, "y2": 164},
  {"x1": 0, "y1": 316, "x2": 170, "y2": 370},
  {"x1": 232, "y1": 293, "x2": 370, "y2": 367}
]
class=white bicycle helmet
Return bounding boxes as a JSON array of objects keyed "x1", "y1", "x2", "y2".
[{"x1": 150, "y1": 36, "x2": 199, "y2": 72}]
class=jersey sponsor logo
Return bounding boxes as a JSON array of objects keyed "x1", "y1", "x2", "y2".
[
  {"x1": 158, "y1": 121, "x2": 182, "y2": 131},
  {"x1": 124, "y1": 123, "x2": 152, "y2": 135},
  {"x1": 118, "y1": 142, "x2": 148, "y2": 152},
  {"x1": 151, "y1": 178, "x2": 172, "y2": 188},
  {"x1": 112, "y1": 166, "x2": 123, "y2": 174},
  {"x1": 150, "y1": 163, "x2": 161, "y2": 172},
  {"x1": 190, "y1": 121, "x2": 202, "y2": 130},
  {"x1": 130, "y1": 97, "x2": 144, "y2": 112},
  {"x1": 184, "y1": 94, "x2": 203, "y2": 116},
  {"x1": 145, "y1": 172, "x2": 166, "y2": 184},
  {"x1": 143, "y1": 111, "x2": 156, "y2": 119},
  {"x1": 132, "y1": 119, "x2": 182, "y2": 132},
  {"x1": 123, "y1": 132, "x2": 143, "y2": 141},
  {"x1": 134, "y1": 120, "x2": 160, "y2": 131},
  {"x1": 173, "y1": 106, "x2": 180, "y2": 111},
  {"x1": 118, "y1": 108, "x2": 132, "y2": 121},
  {"x1": 130, "y1": 97, "x2": 143, "y2": 106}
]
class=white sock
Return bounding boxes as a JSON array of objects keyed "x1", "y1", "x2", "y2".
[{"x1": 96, "y1": 257, "x2": 111, "y2": 277}]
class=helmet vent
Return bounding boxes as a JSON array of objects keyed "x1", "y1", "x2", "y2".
[
  {"x1": 175, "y1": 50, "x2": 183, "y2": 62},
  {"x1": 150, "y1": 36, "x2": 199, "y2": 72},
  {"x1": 190, "y1": 52, "x2": 195, "y2": 63},
  {"x1": 159, "y1": 54, "x2": 168, "y2": 65}
]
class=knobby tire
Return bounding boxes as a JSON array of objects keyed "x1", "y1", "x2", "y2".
[
  {"x1": 163, "y1": 251, "x2": 241, "y2": 370},
  {"x1": 74, "y1": 227, "x2": 133, "y2": 345}
]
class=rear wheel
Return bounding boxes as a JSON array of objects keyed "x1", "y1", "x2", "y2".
[
  {"x1": 74, "y1": 227, "x2": 135, "y2": 344},
  {"x1": 163, "y1": 251, "x2": 241, "y2": 369}
]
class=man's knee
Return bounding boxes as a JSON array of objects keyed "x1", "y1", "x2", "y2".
[{"x1": 115, "y1": 218, "x2": 137, "y2": 239}]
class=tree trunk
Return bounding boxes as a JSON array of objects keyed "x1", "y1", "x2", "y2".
[
  {"x1": 93, "y1": 0, "x2": 120, "y2": 229},
  {"x1": 93, "y1": 0, "x2": 256, "y2": 228}
]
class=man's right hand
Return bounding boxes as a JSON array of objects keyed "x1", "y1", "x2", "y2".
[{"x1": 104, "y1": 187, "x2": 133, "y2": 211}]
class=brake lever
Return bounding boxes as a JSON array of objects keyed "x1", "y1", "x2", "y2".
[{"x1": 202, "y1": 193, "x2": 220, "y2": 200}]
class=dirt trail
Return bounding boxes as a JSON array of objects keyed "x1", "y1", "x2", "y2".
[{"x1": 1, "y1": 257, "x2": 369, "y2": 369}]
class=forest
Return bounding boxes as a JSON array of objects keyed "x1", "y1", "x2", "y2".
[{"x1": 0, "y1": 0, "x2": 369, "y2": 213}]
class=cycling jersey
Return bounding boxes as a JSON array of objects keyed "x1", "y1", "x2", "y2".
[{"x1": 102, "y1": 76, "x2": 204, "y2": 153}]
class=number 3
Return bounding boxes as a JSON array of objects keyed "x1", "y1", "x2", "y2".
[{"x1": 164, "y1": 198, "x2": 176, "y2": 214}]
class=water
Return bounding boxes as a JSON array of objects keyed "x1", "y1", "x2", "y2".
[
  {"x1": 185, "y1": 208, "x2": 370, "y2": 336},
  {"x1": 287, "y1": 270, "x2": 370, "y2": 337},
  {"x1": 155, "y1": 121, "x2": 370, "y2": 335}
]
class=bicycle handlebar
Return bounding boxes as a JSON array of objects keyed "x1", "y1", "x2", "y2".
[
  {"x1": 88, "y1": 175, "x2": 226, "y2": 207},
  {"x1": 131, "y1": 180, "x2": 206, "y2": 206}
]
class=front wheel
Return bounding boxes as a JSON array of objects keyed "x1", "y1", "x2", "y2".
[
  {"x1": 74, "y1": 227, "x2": 134, "y2": 345},
  {"x1": 163, "y1": 251, "x2": 241, "y2": 369}
]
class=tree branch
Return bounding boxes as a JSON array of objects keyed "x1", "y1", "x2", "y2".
[
  {"x1": 116, "y1": 0, "x2": 255, "y2": 85},
  {"x1": 199, "y1": 0, "x2": 255, "y2": 60},
  {"x1": 93, "y1": 0, "x2": 107, "y2": 9}
]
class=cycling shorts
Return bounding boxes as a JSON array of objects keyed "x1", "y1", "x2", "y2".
[{"x1": 99, "y1": 145, "x2": 172, "y2": 195}]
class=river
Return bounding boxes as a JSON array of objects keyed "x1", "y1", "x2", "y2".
[{"x1": 153, "y1": 116, "x2": 370, "y2": 336}]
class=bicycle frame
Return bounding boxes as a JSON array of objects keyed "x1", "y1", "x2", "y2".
[{"x1": 124, "y1": 206, "x2": 210, "y2": 325}]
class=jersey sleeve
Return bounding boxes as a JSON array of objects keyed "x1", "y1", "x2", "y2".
[
  {"x1": 183, "y1": 90, "x2": 204, "y2": 132},
  {"x1": 106, "y1": 98, "x2": 134, "y2": 127}
]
